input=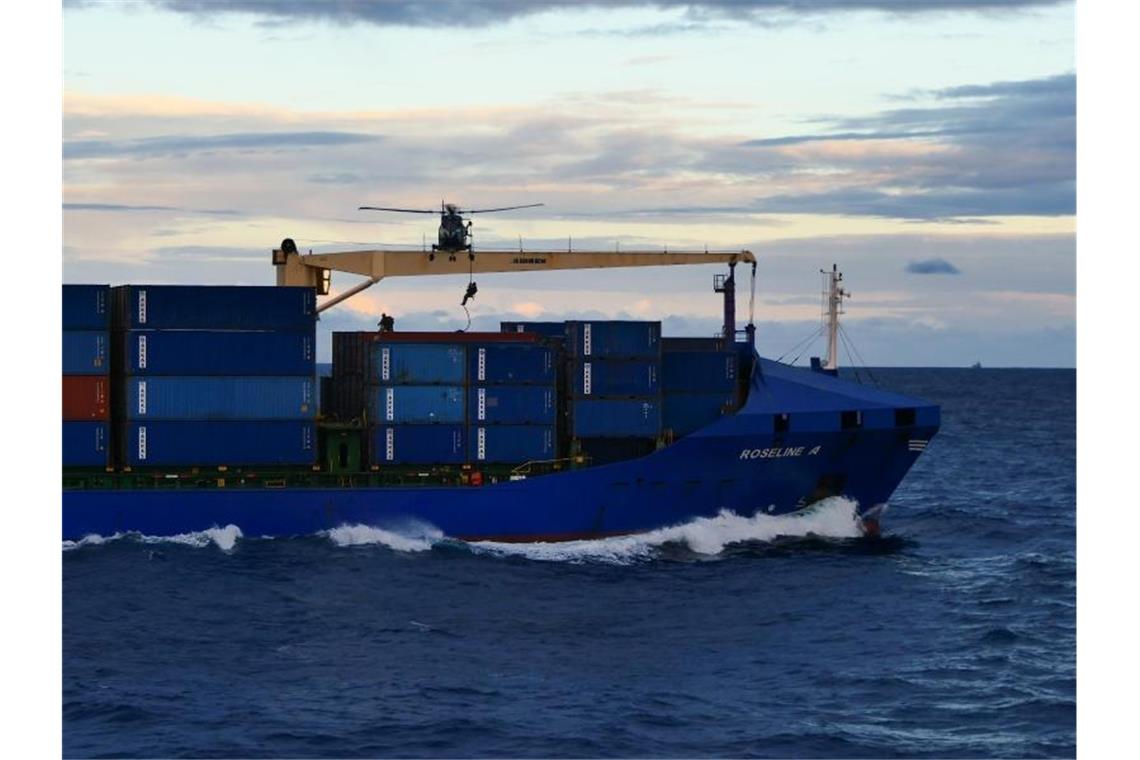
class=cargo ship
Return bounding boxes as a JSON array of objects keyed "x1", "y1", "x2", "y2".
[{"x1": 62, "y1": 240, "x2": 939, "y2": 542}]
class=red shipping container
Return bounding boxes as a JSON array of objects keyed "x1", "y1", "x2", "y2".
[{"x1": 62, "y1": 375, "x2": 110, "y2": 420}]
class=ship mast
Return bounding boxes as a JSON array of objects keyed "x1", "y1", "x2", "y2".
[{"x1": 822, "y1": 263, "x2": 849, "y2": 372}]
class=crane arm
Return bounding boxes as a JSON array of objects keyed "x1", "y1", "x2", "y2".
[
  {"x1": 273, "y1": 247, "x2": 755, "y2": 312},
  {"x1": 278, "y1": 248, "x2": 754, "y2": 282}
]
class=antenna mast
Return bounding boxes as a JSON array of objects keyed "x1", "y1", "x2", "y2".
[{"x1": 822, "y1": 263, "x2": 849, "y2": 371}]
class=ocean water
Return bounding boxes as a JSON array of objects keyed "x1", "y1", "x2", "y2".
[{"x1": 63, "y1": 368, "x2": 1076, "y2": 758}]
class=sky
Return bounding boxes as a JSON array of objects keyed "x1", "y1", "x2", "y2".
[{"x1": 62, "y1": 0, "x2": 1075, "y2": 366}]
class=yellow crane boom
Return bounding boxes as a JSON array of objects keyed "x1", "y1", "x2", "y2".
[{"x1": 272, "y1": 245, "x2": 756, "y2": 313}]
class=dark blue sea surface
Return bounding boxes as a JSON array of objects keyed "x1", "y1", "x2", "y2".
[{"x1": 63, "y1": 368, "x2": 1076, "y2": 758}]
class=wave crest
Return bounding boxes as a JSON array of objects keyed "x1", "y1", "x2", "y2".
[
  {"x1": 62, "y1": 524, "x2": 243, "y2": 552},
  {"x1": 471, "y1": 496, "x2": 864, "y2": 564},
  {"x1": 323, "y1": 522, "x2": 443, "y2": 552},
  {"x1": 64, "y1": 499, "x2": 864, "y2": 563}
]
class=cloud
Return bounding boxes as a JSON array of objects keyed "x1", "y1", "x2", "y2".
[
  {"x1": 101, "y1": 1, "x2": 1068, "y2": 28},
  {"x1": 61, "y1": 74, "x2": 1074, "y2": 226},
  {"x1": 733, "y1": 73, "x2": 1075, "y2": 219},
  {"x1": 748, "y1": 184, "x2": 1075, "y2": 219},
  {"x1": 152, "y1": 245, "x2": 267, "y2": 262},
  {"x1": 64, "y1": 131, "x2": 381, "y2": 160},
  {"x1": 63, "y1": 202, "x2": 243, "y2": 215},
  {"x1": 741, "y1": 130, "x2": 944, "y2": 147},
  {"x1": 906, "y1": 258, "x2": 961, "y2": 275}
]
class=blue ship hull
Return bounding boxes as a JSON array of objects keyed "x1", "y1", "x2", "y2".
[{"x1": 62, "y1": 353, "x2": 939, "y2": 542}]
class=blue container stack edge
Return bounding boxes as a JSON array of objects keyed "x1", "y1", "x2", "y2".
[
  {"x1": 470, "y1": 425, "x2": 556, "y2": 463},
  {"x1": 565, "y1": 320, "x2": 661, "y2": 359},
  {"x1": 469, "y1": 343, "x2": 555, "y2": 385},
  {"x1": 63, "y1": 286, "x2": 111, "y2": 467},
  {"x1": 107, "y1": 284, "x2": 318, "y2": 467},
  {"x1": 122, "y1": 329, "x2": 316, "y2": 376},
  {"x1": 469, "y1": 386, "x2": 555, "y2": 425},
  {"x1": 113, "y1": 285, "x2": 315, "y2": 330},
  {"x1": 123, "y1": 421, "x2": 315, "y2": 466},
  {"x1": 368, "y1": 386, "x2": 466, "y2": 425},
  {"x1": 125, "y1": 377, "x2": 315, "y2": 420},
  {"x1": 564, "y1": 321, "x2": 663, "y2": 440},
  {"x1": 663, "y1": 393, "x2": 736, "y2": 437},
  {"x1": 63, "y1": 421, "x2": 110, "y2": 468},
  {"x1": 499, "y1": 321, "x2": 566, "y2": 339},
  {"x1": 570, "y1": 358, "x2": 659, "y2": 397},
  {"x1": 571, "y1": 398, "x2": 662, "y2": 438},
  {"x1": 63, "y1": 284, "x2": 111, "y2": 330},
  {"x1": 370, "y1": 425, "x2": 466, "y2": 465},
  {"x1": 372, "y1": 343, "x2": 467, "y2": 385},
  {"x1": 62, "y1": 331, "x2": 109, "y2": 376},
  {"x1": 662, "y1": 351, "x2": 738, "y2": 393}
]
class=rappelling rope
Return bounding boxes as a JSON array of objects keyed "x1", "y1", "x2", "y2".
[{"x1": 458, "y1": 252, "x2": 475, "y2": 331}]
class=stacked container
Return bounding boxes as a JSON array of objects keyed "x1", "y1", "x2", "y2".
[
  {"x1": 564, "y1": 321, "x2": 663, "y2": 460},
  {"x1": 468, "y1": 340, "x2": 557, "y2": 464},
  {"x1": 62, "y1": 285, "x2": 111, "y2": 467},
  {"x1": 371, "y1": 341, "x2": 467, "y2": 465},
  {"x1": 661, "y1": 337, "x2": 740, "y2": 437},
  {"x1": 499, "y1": 321, "x2": 567, "y2": 340},
  {"x1": 332, "y1": 332, "x2": 556, "y2": 465},
  {"x1": 111, "y1": 285, "x2": 317, "y2": 467}
]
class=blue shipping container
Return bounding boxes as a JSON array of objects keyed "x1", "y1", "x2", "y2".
[
  {"x1": 470, "y1": 425, "x2": 555, "y2": 463},
  {"x1": 571, "y1": 398, "x2": 662, "y2": 437},
  {"x1": 125, "y1": 377, "x2": 315, "y2": 420},
  {"x1": 113, "y1": 285, "x2": 315, "y2": 330},
  {"x1": 565, "y1": 321, "x2": 661, "y2": 358},
  {"x1": 370, "y1": 425, "x2": 466, "y2": 465},
  {"x1": 663, "y1": 392, "x2": 736, "y2": 437},
  {"x1": 62, "y1": 421, "x2": 110, "y2": 467},
  {"x1": 500, "y1": 321, "x2": 566, "y2": 338},
  {"x1": 662, "y1": 351, "x2": 738, "y2": 393},
  {"x1": 122, "y1": 420, "x2": 316, "y2": 466},
  {"x1": 122, "y1": 329, "x2": 316, "y2": 375},
  {"x1": 62, "y1": 331, "x2": 109, "y2": 375},
  {"x1": 662, "y1": 337, "x2": 728, "y2": 353},
  {"x1": 470, "y1": 386, "x2": 556, "y2": 424},
  {"x1": 570, "y1": 358, "x2": 659, "y2": 396},
  {"x1": 469, "y1": 343, "x2": 555, "y2": 384},
  {"x1": 371, "y1": 343, "x2": 466, "y2": 384},
  {"x1": 63, "y1": 285, "x2": 110, "y2": 330},
  {"x1": 369, "y1": 385, "x2": 465, "y2": 424},
  {"x1": 576, "y1": 436, "x2": 656, "y2": 465}
]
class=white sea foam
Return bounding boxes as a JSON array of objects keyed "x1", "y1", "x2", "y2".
[
  {"x1": 61, "y1": 524, "x2": 243, "y2": 551},
  {"x1": 324, "y1": 522, "x2": 444, "y2": 552},
  {"x1": 64, "y1": 499, "x2": 865, "y2": 562},
  {"x1": 469, "y1": 496, "x2": 864, "y2": 564},
  {"x1": 62, "y1": 532, "x2": 126, "y2": 551},
  {"x1": 143, "y1": 524, "x2": 243, "y2": 551}
]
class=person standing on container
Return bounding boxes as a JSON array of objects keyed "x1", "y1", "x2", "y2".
[{"x1": 378, "y1": 313, "x2": 395, "y2": 332}]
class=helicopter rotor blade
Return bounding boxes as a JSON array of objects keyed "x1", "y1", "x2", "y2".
[
  {"x1": 464, "y1": 203, "x2": 545, "y2": 214},
  {"x1": 358, "y1": 206, "x2": 439, "y2": 214}
]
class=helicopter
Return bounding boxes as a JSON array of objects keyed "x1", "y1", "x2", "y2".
[{"x1": 358, "y1": 201, "x2": 544, "y2": 256}]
